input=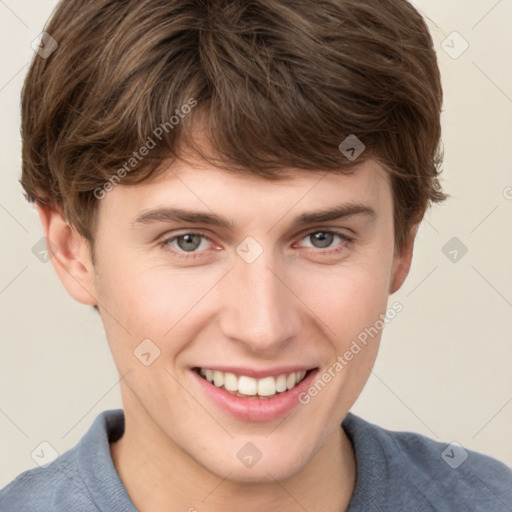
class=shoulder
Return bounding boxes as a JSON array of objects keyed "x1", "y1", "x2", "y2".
[
  {"x1": 342, "y1": 412, "x2": 512, "y2": 511},
  {"x1": 0, "y1": 409, "x2": 127, "y2": 512},
  {"x1": 0, "y1": 447, "x2": 91, "y2": 512}
]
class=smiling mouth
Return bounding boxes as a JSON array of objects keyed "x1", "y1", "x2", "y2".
[{"x1": 193, "y1": 367, "x2": 315, "y2": 399}]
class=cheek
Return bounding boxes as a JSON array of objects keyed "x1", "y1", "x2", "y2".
[
  {"x1": 91, "y1": 256, "x2": 174, "y2": 364},
  {"x1": 95, "y1": 261, "x2": 216, "y2": 362},
  {"x1": 294, "y1": 257, "x2": 392, "y2": 341}
]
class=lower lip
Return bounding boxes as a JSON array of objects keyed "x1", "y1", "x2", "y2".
[{"x1": 191, "y1": 368, "x2": 319, "y2": 422}]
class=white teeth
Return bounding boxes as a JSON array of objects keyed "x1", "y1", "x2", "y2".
[
  {"x1": 198, "y1": 368, "x2": 308, "y2": 397},
  {"x1": 257, "y1": 376, "x2": 277, "y2": 397},
  {"x1": 224, "y1": 372, "x2": 238, "y2": 391},
  {"x1": 275, "y1": 374, "x2": 287, "y2": 392},
  {"x1": 286, "y1": 372, "x2": 296, "y2": 390},
  {"x1": 238, "y1": 376, "x2": 257, "y2": 396},
  {"x1": 213, "y1": 370, "x2": 224, "y2": 387}
]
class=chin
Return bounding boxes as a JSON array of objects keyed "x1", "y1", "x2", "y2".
[
  {"x1": 199, "y1": 445, "x2": 311, "y2": 484},
  {"x1": 223, "y1": 464, "x2": 300, "y2": 485}
]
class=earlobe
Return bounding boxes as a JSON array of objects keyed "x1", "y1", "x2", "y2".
[
  {"x1": 389, "y1": 226, "x2": 418, "y2": 294},
  {"x1": 36, "y1": 203, "x2": 98, "y2": 306}
]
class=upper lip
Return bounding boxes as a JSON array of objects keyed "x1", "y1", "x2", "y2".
[{"x1": 192, "y1": 365, "x2": 317, "y2": 379}]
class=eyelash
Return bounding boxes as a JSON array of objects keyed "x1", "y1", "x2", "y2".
[{"x1": 159, "y1": 229, "x2": 353, "y2": 259}]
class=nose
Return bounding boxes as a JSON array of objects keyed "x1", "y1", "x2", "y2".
[{"x1": 217, "y1": 246, "x2": 302, "y2": 355}]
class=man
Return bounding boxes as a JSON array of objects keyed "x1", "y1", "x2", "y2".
[{"x1": 1, "y1": 0, "x2": 511, "y2": 510}]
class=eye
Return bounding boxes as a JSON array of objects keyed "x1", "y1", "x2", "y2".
[
  {"x1": 159, "y1": 229, "x2": 353, "y2": 259},
  {"x1": 297, "y1": 230, "x2": 352, "y2": 252},
  {"x1": 161, "y1": 232, "x2": 213, "y2": 257}
]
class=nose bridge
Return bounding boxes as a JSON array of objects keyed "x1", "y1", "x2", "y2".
[{"x1": 218, "y1": 245, "x2": 301, "y2": 352}]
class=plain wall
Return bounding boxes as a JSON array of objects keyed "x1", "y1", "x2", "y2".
[{"x1": 1, "y1": 0, "x2": 511, "y2": 486}]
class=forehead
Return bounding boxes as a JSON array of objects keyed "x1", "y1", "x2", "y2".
[{"x1": 98, "y1": 156, "x2": 392, "y2": 228}]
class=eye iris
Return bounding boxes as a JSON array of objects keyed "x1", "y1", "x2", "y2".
[
  {"x1": 177, "y1": 234, "x2": 202, "y2": 252},
  {"x1": 311, "y1": 232, "x2": 333, "y2": 249}
]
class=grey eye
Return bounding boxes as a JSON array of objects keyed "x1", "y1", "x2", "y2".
[
  {"x1": 176, "y1": 233, "x2": 203, "y2": 252},
  {"x1": 309, "y1": 231, "x2": 335, "y2": 249}
]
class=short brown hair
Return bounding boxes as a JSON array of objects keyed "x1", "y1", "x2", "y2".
[{"x1": 21, "y1": 0, "x2": 446, "y2": 254}]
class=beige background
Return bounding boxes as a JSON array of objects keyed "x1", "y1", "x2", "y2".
[{"x1": 1, "y1": 0, "x2": 511, "y2": 486}]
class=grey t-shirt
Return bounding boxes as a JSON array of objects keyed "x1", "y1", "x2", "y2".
[{"x1": 1, "y1": 409, "x2": 511, "y2": 511}]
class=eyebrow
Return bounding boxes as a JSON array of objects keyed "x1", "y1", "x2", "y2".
[{"x1": 132, "y1": 202, "x2": 376, "y2": 230}]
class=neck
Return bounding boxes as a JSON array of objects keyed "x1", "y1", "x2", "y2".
[{"x1": 110, "y1": 393, "x2": 356, "y2": 512}]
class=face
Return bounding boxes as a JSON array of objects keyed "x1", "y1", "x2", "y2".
[{"x1": 66, "y1": 157, "x2": 410, "y2": 482}]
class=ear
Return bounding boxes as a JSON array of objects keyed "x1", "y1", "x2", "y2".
[
  {"x1": 389, "y1": 225, "x2": 418, "y2": 294},
  {"x1": 36, "y1": 203, "x2": 98, "y2": 306}
]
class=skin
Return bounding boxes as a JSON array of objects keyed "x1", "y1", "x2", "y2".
[{"x1": 38, "y1": 155, "x2": 416, "y2": 512}]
